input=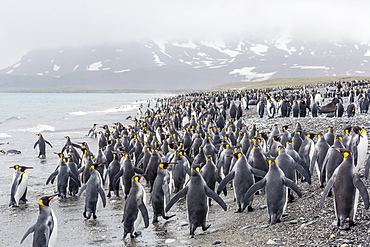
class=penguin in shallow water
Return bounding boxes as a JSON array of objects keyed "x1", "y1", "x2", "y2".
[
  {"x1": 122, "y1": 175, "x2": 149, "y2": 238},
  {"x1": 20, "y1": 194, "x2": 58, "y2": 247},
  {"x1": 78, "y1": 164, "x2": 106, "y2": 219},
  {"x1": 320, "y1": 148, "x2": 369, "y2": 230},
  {"x1": 9, "y1": 165, "x2": 33, "y2": 207},
  {"x1": 34, "y1": 133, "x2": 53, "y2": 159},
  {"x1": 243, "y1": 160, "x2": 302, "y2": 224},
  {"x1": 165, "y1": 166, "x2": 227, "y2": 237},
  {"x1": 1, "y1": 149, "x2": 21, "y2": 155}
]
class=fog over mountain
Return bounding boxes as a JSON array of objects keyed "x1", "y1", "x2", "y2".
[{"x1": 1, "y1": 36, "x2": 369, "y2": 90}]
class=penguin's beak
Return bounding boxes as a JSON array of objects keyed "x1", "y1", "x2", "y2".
[{"x1": 48, "y1": 194, "x2": 59, "y2": 200}]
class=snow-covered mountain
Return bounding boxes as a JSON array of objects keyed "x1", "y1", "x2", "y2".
[{"x1": 1, "y1": 37, "x2": 370, "y2": 90}]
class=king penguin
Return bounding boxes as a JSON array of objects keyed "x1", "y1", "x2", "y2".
[
  {"x1": 78, "y1": 164, "x2": 106, "y2": 219},
  {"x1": 9, "y1": 165, "x2": 33, "y2": 207},
  {"x1": 151, "y1": 163, "x2": 176, "y2": 223},
  {"x1": 243, "y1": 160, "x2": 302, "y2": 224},
  {"x1": 34, "y1": 133, "x2": 53, "y2": 159},
  {"x1": 165, "y1": 165, "x2": 227, "y2": 237},
  {"x1": 20, "y1": 194, "x2": 59, "y2": 247},
  {"x1": 122, "y1": 175, "x2": 149, "y2": 238},
  {"x1": 320, "y1": 148, "x2": 369, "y2": 230}
]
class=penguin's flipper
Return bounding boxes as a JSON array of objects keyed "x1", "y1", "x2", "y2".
[
  {"x1": 112, "y1": 169, "x2": 124, "y2": 186},
  {"x1": 72, "y1": 143, "x2": 82, "y2": 149},
  {"x1": 33, "y1": 141, "x2": 39, "y2": 149},
  {"x1": 309, "y1": 153, "x2": 318, "y2": 176},
  {"x1": 185, "y1": 165, "x2": 191, "y2": 176},
  {"x1": 353, "y1": 173, "x2": 370, "y2": 209},
  {"x1": 320, "y1": 154, "x2": 330, "y2": 186},
  {"x1": 97, "y1": 186, "x2": 106, "y2": 207},
  {"x1": 284, "y1": 177, "x2": 302, "y2": 198},
  {"x1": 46, "y1": 170, "x2": 59, "y2": 185},
  {"x1": 20, "y1": 225, "x2": 35, "y2": 244},
  {"x1": 294, "y1": 163, "x2": 311, "y2": 185},
  {"x1": 45, "y1": 140, "x2": 53, "y2": 148},
  {"x1": 78, "y1": 184, "x2": 87, "y2": 199},
  {"x1": 162, "y1": 182, "x2": 171, "y2": 205},
  {"x1": 216, "y1": 171, "x2": 235, "y2": 195},
  {"x1": 243, "y1": 179, "x2": 266, "y2": 205},
  {"x1": 250, "y1": 167, "x2": 267, "y2": 178},
  {"x1": 69, "y1": 171, "x2": 81, "y2": 187},
  {"x1": 138, "y1": 203, "x2": 149, "y2": 228},
  {"x1": 165, "y1": 187, "x2": 188, "y2": 212},
  {"x1": 133, "y1": 167, "x2": 145, "y2": 174},
  {"x1": 320, "y1": 175, "x2": 335, "y2": 208},
  {"x1": 205, "y1": 186, "x2": 227, "y2": 211}
]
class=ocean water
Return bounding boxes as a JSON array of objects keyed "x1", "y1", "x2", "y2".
[
  {"x1": 0, "y1": 92, "x2": 166, "y2": 154},
  {"x1": 0, "y1": 92, "x2": 195, "y2": 247}
]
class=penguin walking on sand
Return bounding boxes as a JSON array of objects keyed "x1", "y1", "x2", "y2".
[
  {"x1": 165, "y1": 165, "x2": 227, "y2": 237},
  {"x1": 217, "y1": 152, "x2": 266, "y2": 212},
  {"x1": 122, "y1": 175, "x2": 149, "y2": 238},
  {"x1": 320, "y1": 148, "x2": 369, "y2": 230},
  {"x1": 243, "y1": 160, "x2": 302, "y2": 224},
  {"x1": 78, "y1": 164, "x2": 106, "y2": 219},
  {"x1": 151, "y1": 163, "x2": 176, "y2": 223},
  {"x1": 9, "y1": 165, "x2": 33, "y2": 207},
  {"x1": 20, "y1": 194, "x2": 58, "y2": 247},
  {"x1": 34, "y1": 133, "x2": 53, "y2": 159}
]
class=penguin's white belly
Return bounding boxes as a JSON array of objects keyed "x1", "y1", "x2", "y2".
[{"x1": 49, "y1": 208, "x2": 58, "y2": 247}]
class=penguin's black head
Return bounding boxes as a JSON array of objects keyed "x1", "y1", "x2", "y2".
[
  {"x1": 9, "y1": 165, "x2": 33, "y2": 172},
  {"x1": 133, "y1": 175, "x2": 143, "y2": 183},
  {"x1": 39, "y1": 194, "x2": 58, "y2": 207},
  {"x1": 334, "y1": 148, "x2": 352, "y2": 158},
  {"x1": 90, "y1": 164, "x2": 103, "y2": 170},
  {"x1": 191, "y1": 164, "x2": 201, "y2": 174},
  {"x1": 159, "y1": 162, "x2": 175, "y2": 170}
]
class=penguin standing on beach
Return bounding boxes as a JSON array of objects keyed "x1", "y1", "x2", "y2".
[
  {"x1": 46, "y1": 158, "x2": 80, "y2": 199},
  {"x1": 217, "y1": 152, "x2": 265, "y2": 212},
  {"x1": 78, "y1": 164, "x2": 106, "y2": 219},
  {"x1": 20, "y1": 194, "x2": 58, "y2": 247},
  {"x1": 151, "y1": 163, "x2": 176, "y2": 223},
  {"x1": 34, "y1": 133, "x2": 53, "y2": 159},
  {"x1": 9, "y1": 165, "x2": 33, "y2": 207},
  {"x1": 122, "y1": 175, "x2": 149, "y2": 238},
  {"x1": 165, "y1": 166, "x2": 227, "y2": 237},
  {"x1": 320, "y1": 148, "x2": 369, "y2": 230},
  {"x1": 243, "y1": 160, "x2": 302, "y2": 224}
]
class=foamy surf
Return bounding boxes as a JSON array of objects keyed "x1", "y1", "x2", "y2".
[
  {"x1": 69, "y1": 111, "x2": 89, "y2": 116},
  {"x1": 0, "y1": 133, "x2": 11, "y2": 139},
  {"x1": 17, "y1": 124, "x2": 55, "y2": 133}
]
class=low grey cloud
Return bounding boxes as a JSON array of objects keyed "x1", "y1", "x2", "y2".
[{"x1": 1, "y1": 0, "x2": 369, "y2": 68}]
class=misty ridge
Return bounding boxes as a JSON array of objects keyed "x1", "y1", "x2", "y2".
[{"x1": 1, "y1": 36, "x2": 369, "y2": 91}]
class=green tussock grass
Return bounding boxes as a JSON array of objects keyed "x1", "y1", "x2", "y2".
[{"x1": 211, "y1": 76, "x2": 370, "y2": 90}]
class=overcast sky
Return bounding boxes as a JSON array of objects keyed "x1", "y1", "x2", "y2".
[{"x1": 1, "y1": 0, "x2": 370, "y2": 68}]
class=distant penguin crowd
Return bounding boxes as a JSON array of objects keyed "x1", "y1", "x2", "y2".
[{"x1": 10, "y1": 79, "x2": 370, "y2": 246}]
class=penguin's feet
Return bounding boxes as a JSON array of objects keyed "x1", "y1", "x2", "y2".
[
  {"x1": 234, "y1": 208, "x2": 242, "y2": 213},
  {"x1": 339, "y1": 223, "x2": 351, "y2": 230},
  {"x1": 202, "y1": 224, "x2": 211, "y2": 231},
  {"x1": 93, "y1": 214, "x2": 97, "y2": 219},
  {"x1": 247, "y1": 206, "x2": 254, "y2": 212},
  {"x1": 163, "y1": 214, "x2": 176, "y2": 220}
]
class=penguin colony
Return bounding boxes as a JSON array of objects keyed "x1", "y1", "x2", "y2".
[{"x1": 10, "y1": 79, "x2": 370, "y2": 246}]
